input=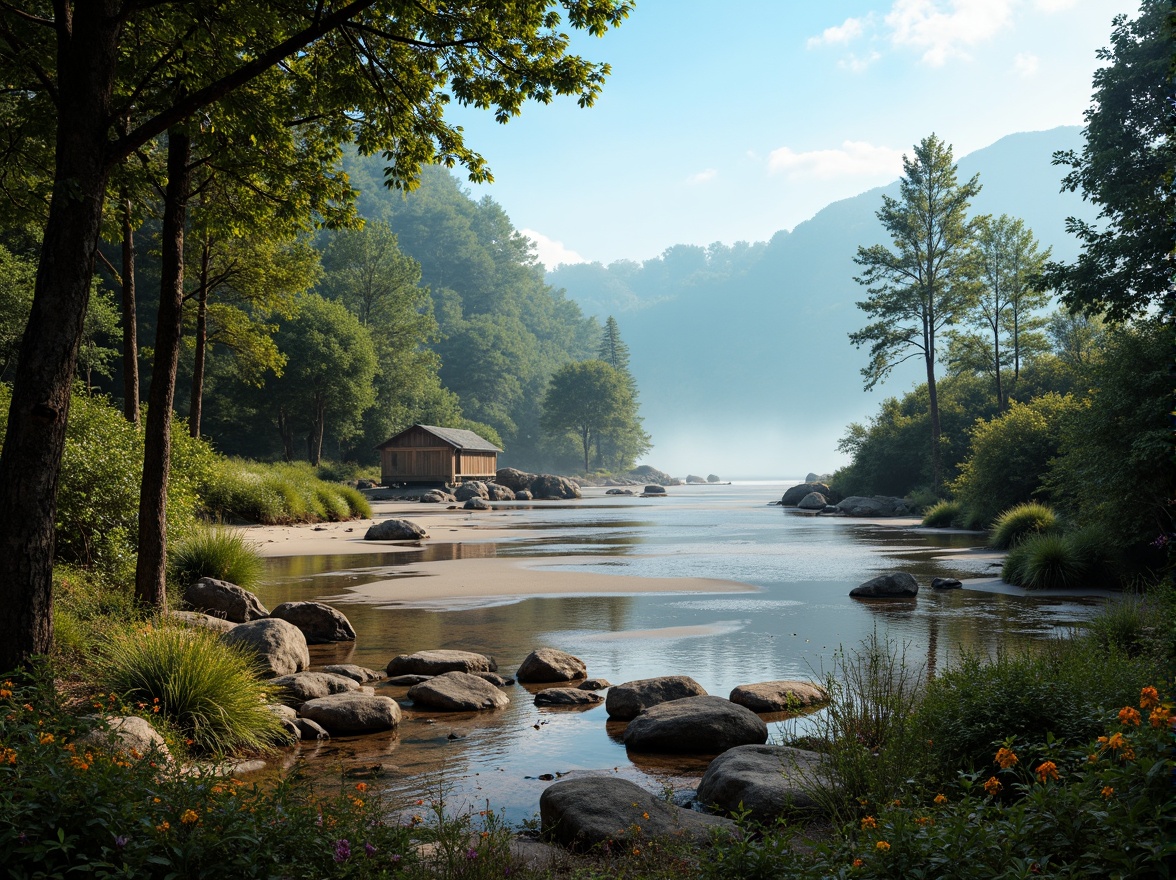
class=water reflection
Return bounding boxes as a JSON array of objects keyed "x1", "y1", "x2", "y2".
[{"x1": 249, "y1": 483, "x2": 1104, "y2": 824}]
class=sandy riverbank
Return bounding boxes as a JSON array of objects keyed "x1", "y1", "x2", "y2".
[{"x1": 245, "y1": 499, "x2": 752, "y2": 606}]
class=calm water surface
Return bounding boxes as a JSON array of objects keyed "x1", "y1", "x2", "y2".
[{"x1": 251, "y1": 481, "x2": 1102, "y2": 823}]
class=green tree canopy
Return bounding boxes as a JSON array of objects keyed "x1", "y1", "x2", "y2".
[
  {"x1": 1040, "y1": 1, "x2": 1175, "y2": 321},
  {"x1": 540, "y1": 359, "x2": 646, "y2": 472},
  {"x1": 849, "y1": 133, "x2": 981, "y2": 490}
]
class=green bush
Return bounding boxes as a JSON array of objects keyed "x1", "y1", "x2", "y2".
[
  {"x1": 989, "y1": 502, "x2": 1058, "y2": 550},
  {"x1": 1002, "y1": 527, "x2": 1119, "y2": 590},
  {"x1": 0, "y1": 668, "x2": 419, "y2": 879},
  {"x1": 921, "y1": 500, "x2": 962, "y2": 527},
  {"x1": 201, "y1": 458, "x2": 370, "y2": 524},
  {"x1": 1001, "y1": 541, "x2": 1034, "y2": 585},
  {"x1": 169, "y1": 527, "x2": 264, "y2": 591},
  {"x1": 94, "y1": 624, "x2": 285, "y2": 756},
  {"x1": 52, "y1": 565, "x2": 145, "y2": 661},
  {"x1": 915, "y1": 637, "x2": 1159, "y2": 775},
  {"x1": 951, "y1": 393, "x2": 1078, "y2": 528}
]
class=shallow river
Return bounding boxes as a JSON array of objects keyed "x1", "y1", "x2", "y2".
[{"x1": 250, "y1": 481, "x2": 1103, "y2": 823}]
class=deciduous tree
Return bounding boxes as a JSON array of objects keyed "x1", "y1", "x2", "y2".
[
  {"x1": 849, "y1": 134, "x2": 981, "y2": 492},
  {"x1": 541, "y1": 359, "x2": 645, "y2": 472}
]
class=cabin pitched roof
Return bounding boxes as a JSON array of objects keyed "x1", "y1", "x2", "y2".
[{"x1": 376, "y1": 424, "x2": 502, "y2": 452}]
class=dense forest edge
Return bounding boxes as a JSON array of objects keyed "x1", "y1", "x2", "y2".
[{"x1": 0, "y1": 1, "x2": 1172, "y2": 879}]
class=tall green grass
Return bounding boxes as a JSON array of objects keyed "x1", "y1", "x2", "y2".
[
  {"x1": 1001, "y1": 526, "x2": 1118, "y2": 590},
  {"x1": 988, "y1": 502, "x2": 1058, "y2": 550},
  {"x1": 169, "y1": 527, "x2": 264, "y2": 591},
  {"x1": 95, "y1": 624, "x2": 285, "y2": 756},
  {"x1": 921, "y1": 500, "x2": 962, "y2": 527},
  {"x1": 201, "y1": 459, "x2": 371, "y2": 524}
]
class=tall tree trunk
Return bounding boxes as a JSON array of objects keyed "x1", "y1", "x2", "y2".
[
  {"x1": 0, "y1": 5, "x2": 121, "y2": 672},
  {"x1": 277, "y1": 406, "x2": 295, "y2": 461},
  {"x1": 310, "y1": 396, "x2": 326, "y2": 465},
  {"x1": 992, "y1": 321, "x2": 1004, "y2": 411},
  {"x1": 121, "y1": 194, "x2": 140, "y2": 424},
  {"x1": 926, "y1": 354, "x2": 942, "y2": 494},
  {"x1": 135, "y1": 130, "x2": 191, "y2": 609},
  {"x1": 188, "y1": 239, "x2": 211, "y2": 438}
]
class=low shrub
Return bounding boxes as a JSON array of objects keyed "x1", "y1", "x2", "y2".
[
  {"x1": 915, "y1": 637, "x2": 1160, "y2": 775},
  {"x1": 921, "y1": 500, "x2": 961, "y2": 528},
  {"x1": 0, "y1": 667, "x2": 419, "y2": 879},
  {"x1": 169, "y1": 527, "x2": 264, "y2": 592},
  {"x1": 52, "y1": 565, "x2": 145, "y2": 661},
  {"x1": 1002, "y1": 527, "x2": 1119, "y2": 590},
  {"x1": 201, "y1": 459, "x2": 369, "y2": 524},
  {"x1": 94, "y1": 624, "x2": 285, "y2": 756},
  {"x1": 989, "y1": 502, "x2": 1058, "y2": 550},
  {"x1": 1002, "y1": 541, "x2": 1034, "y2": 584}
]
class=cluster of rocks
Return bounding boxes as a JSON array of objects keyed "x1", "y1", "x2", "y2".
[
  {"x1": 775, "y1": 482, "x2": 913, "y2": 518},
  {"x1": 849, "y1": 571, "x2": 964, "y2": 599},
  {"x1": 685, "y1": 474, "x2": 722, "y2": 484}
]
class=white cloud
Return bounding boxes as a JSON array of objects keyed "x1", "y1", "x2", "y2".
[
  {"x1": 687, "y1": 168, "x2": 718, "y2": 185},
  {"x1": 1035, "y1": 0, "x2": 1077, "y2": 11},
  {"x1": 768, "y1": 140, "x2": 905, "y2": 180},
  {"x1": 806, "y1": 16, "x2": 867, "y2": 49},
  {"x1": 1013, "y1": 51, "x2": 1039, "y2": 77},
  {"x1": 522, "y1": 229, "x2": 586, "y2": 270},
  {"x1": 884, "y1": 0, "x2": 1015, "y2": 66},
  {"x1": 838, "y1": 50, "x2": 882, "y2": 73}
]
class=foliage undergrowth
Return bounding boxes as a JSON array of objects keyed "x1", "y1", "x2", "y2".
[
  {"x1": 169, "y1": 527, "x2": 264, "y2": 592},
  {"x1": 1002, "y1": 525, "x2": 1120, "y2": 590},
  {"x1": 989, "y1": 502, "x2": 1059, "y2": 550},
  {"x1": 92, "y1": 624, "x2": 286, "y2": 756},
  {"x1": 201, "y1": 458, "x2": 371, "y2": 524},
  {"x1": 921, "y1": 500, "x2": 962, "y2": 528}
]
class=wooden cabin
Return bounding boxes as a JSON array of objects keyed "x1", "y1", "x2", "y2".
[{"x1": 376, "y1": 424, "x2": 501, "y2": 486}]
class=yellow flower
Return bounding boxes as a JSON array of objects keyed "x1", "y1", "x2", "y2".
[
  {"x1": 156, "y1": 821, "x2": 170, "y2": 833},
  {"x1": 1106, "y1": 732, "x2": 1129, "y2": 752},
  {"x1": 0, "y1": 689, "x2": 11, "y2": 699},
  {"x1": 983, "y1": 776, "x2": 1003, "y2": 796},
  {"x1": 70, "y1": 756, "x2": 90, "y2": 771},
  {"x1": 875, "y1": 841, "x2": 890, "y2": 852},
  {"x1": 933, "y1": 793, "x2": 947, "y2": 805},
  {"x1": 1118, "y1": 706, "x2": 1141, "y2": 726},
  {"x1": 38, "y1": 732, "x2": 54, "y2": 745},
  {"x1": 1035, "y1": 761, "x2": 1059, "y2": 783},
  {"x1": 1149, "y1": 706, "x2": 1171, "y2": 728},
  {"x1": 1100, "y1": 786, "x2": 1114, "y2": 799},
  {"x1": 351, "y1": 797, "x2": 364, "y2": 808},
  {"x1": 860, "y1": 816, "x2": 877, "y2": 830},
  {"x1": 180, "y1": 809, "x2": 199, "y2": 825},
  {"x1": 1, "y1": 747, "x2": 16, "y2": 765},
  {"x1": 994, "y1": 747, "x2": 1018, "y2": 769},
  {"x1": 1139, "y1": 687, "x2": 1159, "y2": 710}
]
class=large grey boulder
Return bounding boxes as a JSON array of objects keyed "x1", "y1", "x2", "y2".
[
  {"x1": 322, "y1": 664, "x2": 384, "y2": 683},
  {"x1": 270, "y1": 671, "x2": 360, "y2": 707},
  {"x1": 642, "y1": 485, "x2": 667, "y2": 496},
  {"x1": 495, "y1": 467, "x2": 534, "y2": 492},
  {"x1": 294, "y1": 717, "x2": 331, "y2": 741},
  {"x1": 623, "y1": 695, "x2": 768, "y2": 754},
  {"x1": 729, "y1": 680, "x2": 828, "y2": 713},
  {"x1": 79, "y1": 715, "x2": 172, "y2": 763},
  {"x1": 605, "y1": 675, "x2": 707, "y2": 721},
  {"x1": 836, "y1": 496, "x2": 911, "y2": 517},
  {"x1": 515, "y1": 489, "x2": 534, "y2": 501},
  {"x1": 464, "y1": 497, "x2": 491, "y2": 510},
  {"x1": 780, "y1": 482, "x2": 832, "y2": 507},
  {"x1": 269, "y1": 601, "x2": 356, "y2": 644},
  {"x1": 221, "y1": 618, "x2": 309, "y2": 677},
  {"x1": 531, "y1": 474, "x2": 582, "y2": 500},
  {"x1": 420, "y1": 490, "x2": 455, "y2": 504},
  {"x1": 386, "y1": 649, "x2": 497, "y2": 676},
  {"x1": 797, "y1": 492, "x2": 827, "y2": 511},
  {"x1": 454, "y1": 482, "x2": 489, "y2": 501},
  {"x1": 298, "y1": 694, "x2": 401, "y2": 734},
  {"x1": 697, "y1": 745, "x2": 826, "y2": 821},
  {"x1": 183, "y1": 577, "x2": 268, "y2": 623},
  {"x1": 932, "y1": 577, "x2": 963, "y2": 590},
  {"x1": 485, "y1": 483, "x2": 516, "y2": 501},
  {"x1": 850, "y1": 572, "x2": 920, "y2": 598},
  {"x1": 516, "y1": 647, "x2": 587, "y2": 683},
  {"x1": 364, "y1": 518, "x2": 428, "y2": 540},
  {"x1": 166, "y1": 610, "x2": 237, "y2": 634},
  {"x1": 534, "y1": 688, "x2": 603, "y2": 707},
  {"x1": 407, "y1": 671, "x2": 510, "y2": 711},
  {"x1": 540, "y1": 777, "x2": 735, "y2": 851}
]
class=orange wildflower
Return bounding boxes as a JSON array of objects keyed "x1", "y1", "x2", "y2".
[
  {"x1": 875, "y1": 841, "x2": 891, "y2": 852},
  {"x1": 914, "y1": 816, "x2": 933, "y2": 826},
  {"x1": 1149, "y1": 706, "x2": 1171, "y2": 728},
  {"x1": 0, "y1": 688, "x2": 11, "y2": 700},
  {"x1": 1101, "y1": 786, "x2": 1114, "y2": 799},
  {"x1": 38, "y1": 732, "x2": 54, "y2": 745},
  {"x1": 354, "y1": 782, "x2": 367, "y2": 793},
  {"x1": 860, "y1": 816, "x2": 877, "y2": 830},
  {"x1": 852, "y1": 859, "x2": 865, "y2": 868},
  {"x1": 933, "y1": 793, "x2": 948, "y2": 805},
  {"x1": 994, "y1": 747, "x2": 1018, "y2": 769},
  {"x1": 1035, "y1": 761, "x2": 1059, "y2": 783},
  {"x1": 1118, "y1": 706, "x2": 1141, "y2": 726},
  {"x1": 156, "y1": 821, "x2": 170, "y2": 833},
  {"x1": 1139, "y1": 687, "x2": 1159, "y2": 710},
  {"x1": 983, "y1": 776, "x2": 1003, "y2": 796},
  {"x1": 180, "y1": 810, "x2": 199, "y2": 825},
  {"x1": 1, "y1": 747, "x2": 16, "y2": 765}
]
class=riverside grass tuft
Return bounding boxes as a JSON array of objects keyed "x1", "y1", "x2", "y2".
[
  {"x1": 988, "y1": 502, "x2": 1059, "y2": 550},
  {"x1": 201, "y1": 458, "x2": 371, "y2": 525},
  {"x1": 93, "y1": 624, "x2": 287, "y2": 756},
  {"x1": 169, "y1": 527, "x2": 264, "y2": 592},
  {"x1": 920, "y1": 500, "x2": 962, "y2": 528},
  {"x1": 1002, "y1": 526, "x2": 1119, "y2": 590}
]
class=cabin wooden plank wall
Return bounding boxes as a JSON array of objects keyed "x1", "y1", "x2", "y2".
[
  {"x1": 377, "y1": 424, "x2": 500, "y2": 485},
  {"x1": 381, "y1": 448, "x2": 454, "y2": 483},
  {"x1": 456, "y1": 451, "x2": 497, "y2": 478}
]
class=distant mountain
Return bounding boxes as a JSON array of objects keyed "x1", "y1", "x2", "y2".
[{"x1": 547, "y1": 127, "x2": 1093, "y2": 479}]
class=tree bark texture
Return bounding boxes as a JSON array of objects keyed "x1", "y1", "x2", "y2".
[
  {"x1": 121, "y1": 194, "x2": 140, "y2": 424},
  {"x1": 0, "y1": 4, "x2": 121, "y2": 672},
  {"x1": 135, "y1": 129, "x2": 191, "y2": 610}
]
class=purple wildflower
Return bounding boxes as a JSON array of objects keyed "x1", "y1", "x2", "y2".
[
  {"x1": 364, "y1": 842, "x2": 377, "y2": 857},
  {"x1": 466, "y1": 847, "x2": 478, "y2": 860},
  {"x1": 114, "y1": 835, "x2": 129, "y2": 849},
  {"x1": 334, "y1": 839, "x2": 351, "y2": 863}
]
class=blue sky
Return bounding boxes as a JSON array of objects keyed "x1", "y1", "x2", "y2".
[{"x1": 448, "y1": 0, "x2": 1137, "y2": 268}]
